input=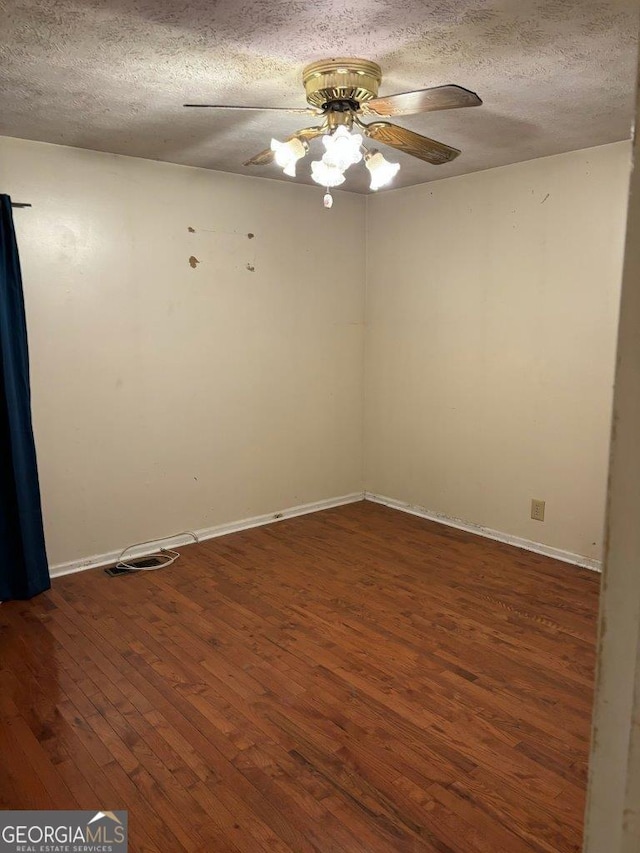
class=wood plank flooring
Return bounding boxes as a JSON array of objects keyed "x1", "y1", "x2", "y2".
[{"x1": 0, "y1": 501, "x2": 600, "y2": 852}]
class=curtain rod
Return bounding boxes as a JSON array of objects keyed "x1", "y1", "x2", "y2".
[{"x1": 11, "y1": 203, "x2": 32, "y2": 208}]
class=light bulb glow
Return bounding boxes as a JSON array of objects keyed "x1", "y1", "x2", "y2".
[
  {"x1": 321, "y1": 126, "x2": 363, "y2": 172},
  {"x1": 270, "y1": 137, "x2": 307, "y2": 176},
  {"x1": 310, "y1": 159, "x2": 345, "y2": 187},
  {"x1": 365, "y1": 150, "x2": 401, "y2": 190}
]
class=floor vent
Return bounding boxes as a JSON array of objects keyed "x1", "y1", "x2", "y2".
[{"x1": 104, "y1": 555, "x2": 165, "y2": 576}]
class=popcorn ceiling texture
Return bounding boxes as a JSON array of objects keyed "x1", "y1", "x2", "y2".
[{"x1": 1, "y1": 0, "x2": 638, "y2": 192}]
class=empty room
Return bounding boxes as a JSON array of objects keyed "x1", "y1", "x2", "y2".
[{"x1": 1, "y1": 1, "x2": 640, "y2": 851}]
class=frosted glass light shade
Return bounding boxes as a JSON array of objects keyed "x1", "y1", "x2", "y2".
[
  {"x1": 270, "y1": 137, "x2": 307, "y2": 177},
  {"x1": 365, "y1": 150, "x2": 401, "y2": 190},
  {"x1": 321, "y1": 126, "x2": 363, "y2": 171},
  {"x1": 311, "y1": 159, "x2": 346, "y2": 187}
]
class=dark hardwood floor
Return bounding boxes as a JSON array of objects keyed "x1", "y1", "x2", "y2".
[{"x1": 0, "y1": 501, "x2": 600, "y2": 852}]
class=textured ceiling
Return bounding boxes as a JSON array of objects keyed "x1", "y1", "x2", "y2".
[{"x1": 1, "y1": 0, "x2": 638, "y2": 193}]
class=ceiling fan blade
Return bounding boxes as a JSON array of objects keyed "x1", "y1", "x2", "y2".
[
  {"x1": 363, "y1": 121, "x2": 460, "y2": 165},
  {"x1": 243, "y1": 125, "x2": 326, "y2": 167},
  {"x1": 184, "y1": 104, "x2": 318, "y2": 115},
  {"x1": 361, "y1": 85, "x2": 482, "y2": 117},
  {"x1": 244, "y1": 146, "x2": 277, "y2": 167}
]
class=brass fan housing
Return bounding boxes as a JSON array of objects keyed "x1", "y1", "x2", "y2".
[{"x1": 302, "y1": 58, "x2": 382, "y2": 109}]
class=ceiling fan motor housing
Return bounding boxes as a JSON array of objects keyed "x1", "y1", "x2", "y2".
[{"x1": 303, "y1": 58, "x2": 382, "y2": 111}]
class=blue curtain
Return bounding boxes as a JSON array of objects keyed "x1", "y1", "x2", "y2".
[{"x1": 0, "y1": 195, "x2": 50, "y2": 600}]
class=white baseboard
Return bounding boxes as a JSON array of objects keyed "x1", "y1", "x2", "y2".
[
  {"x1": 364, "y1": 492, "x2": 603, "y2": 573},
  {"x1": 50, "y1": 492, "x2": 365, "y2": 578},
  {"x1": 50, "y1": 489, "x2": 602, "y2": 579}
]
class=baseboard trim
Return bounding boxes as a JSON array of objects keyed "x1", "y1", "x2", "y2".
[
  {"x1": 364, "y1": 492, "x2": 602, "y2": 572},
  {"x1": 51, "y1": 490, "x2": 602, "y2": 578},
  {"x1": 50, "y1": 492, "x2": 365, "y2": 579}
]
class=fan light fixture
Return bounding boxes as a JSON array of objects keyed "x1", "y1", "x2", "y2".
[
  {"x1": 274, "y1": 124, "x2": 400, "y2": 203},
  {"x1": 309, "y1": 126, "x2": 369, "y2": 188},
  {"x1": 185, "y1": 57, "x2": 483, "y2": 208}
]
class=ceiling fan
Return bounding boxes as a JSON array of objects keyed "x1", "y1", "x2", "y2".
[{"x1": 185, "y1": 58, "x2": 482, "y2": 202}]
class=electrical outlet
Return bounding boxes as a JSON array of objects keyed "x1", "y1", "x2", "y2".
[{"x1": 531, "y1": 499, "x2": 545, "y2": 522}]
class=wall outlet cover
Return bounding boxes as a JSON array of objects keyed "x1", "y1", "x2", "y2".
[{"x1": 531, "y1": 499, "x2": 546, "y2": 521}]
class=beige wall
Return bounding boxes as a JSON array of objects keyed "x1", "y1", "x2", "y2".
[
  {"x1": 0, "y1": 136, "x2": 365, "y2": 569},
  {"x1": 1, "y1": 135, "x2": 629, "y2": 572},
  {"x1": 365, "y1": 142, "x2": 630, "y2": 561},
  {"x1": 585, "y1": 69, "x2": 640, "y2": 852}
]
